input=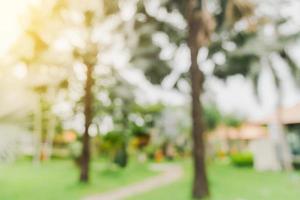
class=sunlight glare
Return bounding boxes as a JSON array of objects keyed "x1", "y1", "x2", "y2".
[
  {"x1": 0, "y1": 0, "x2": 32, "y2": 56},
  {"x1": 13, "y1": 63, "x2": 28, "y2": 79}
]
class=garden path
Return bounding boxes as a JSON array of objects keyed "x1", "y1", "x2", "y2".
[{"x1": 84, "y1": 164, "x2": 183, "y2": 200}]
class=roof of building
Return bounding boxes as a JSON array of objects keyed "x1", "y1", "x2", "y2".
[
  {"x1": 257, "y1": 103, "x2": 300, "y2": 125},
  {"x1": 208, "y1": 124, "x2": 268, "y2": 140}
]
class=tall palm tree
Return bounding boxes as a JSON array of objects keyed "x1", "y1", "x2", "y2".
[
  {"x1": 127, "y1": 0, "x2": 256, "y2": 198},
  {"x1": 70, "y1": 0, "x2": 120, "y2": 182},
  {"x1": 186, "y1": 0, "x2": 215, "y2": 197},
  {"x1": 213, "y1": 19, "x2": 300, "y2": 170}
]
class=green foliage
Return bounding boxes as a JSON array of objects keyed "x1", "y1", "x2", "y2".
[
  {"x1": 144, "y1": 145, "x2": 159, "y2": 160},
  {"x1": 131, "y1": 0, "x2": 300, "y2": 104},
  {"x1": 213, "y1": 54, "x2": 259, "y2": 78},
  {"x1": 144, "y1": 61, "x2": 172, "y2": 85},
  {"x1": 100, "y1": 131, "x2": 128, "y2": 167},
  {"x1": 203, "y1": 104, "x2": 243, "y2": 131},
  {"x1": 213, "y1": 19, "x2": 300, "y2": 96},
  {"x1": 132, "y1": 103, "x2": 164, "y2": 115},
  {"x1": 102, "y1": 131, "x2": 126, "y2": 151},
  {"x1": 223, "y1": 114, "x2": 243, "y2": 128},
  {"x1": 279, "y1": 49, "x2": 300, "y2": 87},
  {"x1": 130, "y1": 123, "x2": 147, "y2": 137},
  {"x1": 127, "y1": 0, "x2": 259, "y2": 89},
  {"x1": 203, "y1": 105, "x2": 222, "y2": 131},
  {"x1": 113, "y1": 145, "x2": 128, "y2": 168},
  {"x1": 230, "y1": 152, "x2": 253, "y2": 167},
  {"x1": 127, "y1": 2, "x2": 184, "y2": 86}
]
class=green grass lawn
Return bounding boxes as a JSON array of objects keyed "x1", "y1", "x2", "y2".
[
  {"x1": 2, "y1": 159, "x2": 300, "y2": 200},
  {"x1": 127, "y1": 160, "x2": 300, "y2": 200},
  {"x1": 0, "y1": 159, "x2": 156, "y2": 200}
]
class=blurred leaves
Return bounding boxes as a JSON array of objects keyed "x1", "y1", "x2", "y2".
[
  {"x1": 225, "y1": 0, "x2": 255, "y2": 27},
  {"x1": 103, "y1": 0, "x2": 119, "y2": 16}
]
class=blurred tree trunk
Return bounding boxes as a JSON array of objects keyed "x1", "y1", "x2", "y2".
[
  {"x1": 120, "y1": 111, "x2": 129, "y2": 168},
  {"x1": 275, "y1": 88, "x2": 293, "y2": 170},
  {"x1": 189, "y1": 41, "x2": 210, "y2": 199},
  {"x1": 187, "y1": 0, "x2": 210, "y2": 198},
  {"x1": 33, "y1": 95, "x2": 42, "y2": 164},
  {"x1": 79, "y1": 63, "x2": 94, "y2": 182},
  {"x1": 45, "y1": 113, "x2": 56, "y2": 160},
  {"x1": 44, "y1": 87, "x2": 56, "y2": 160}
]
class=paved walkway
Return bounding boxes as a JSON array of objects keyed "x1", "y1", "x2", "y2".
[{"x1": 84, "y1": 164, "x2": 183, "y2": 200}]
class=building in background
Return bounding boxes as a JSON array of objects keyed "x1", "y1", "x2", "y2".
[
  {"x1": 258, "y1": 103, "x2": 300, "y2": 167},
  {"x1": 207, "y1": 124, "x2": 268, "y2": 156}
]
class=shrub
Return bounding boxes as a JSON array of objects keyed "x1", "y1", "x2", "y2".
[
  {"x1": 144, "y1": 145, "x2": 158, "y2": 160},
  {"x1": 101, "y1": 131, "x2": 128, "y2": 168},
  {"x1": 230, "y1": 152, "x2": 253, "y2": 167},
  {"x1": 67, "y1": 141, "x2": 83, "y2": 167}
]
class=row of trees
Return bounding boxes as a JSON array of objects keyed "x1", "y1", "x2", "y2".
[{"x1": 4, "y1": 0, "x2": 300, "y2": 199}]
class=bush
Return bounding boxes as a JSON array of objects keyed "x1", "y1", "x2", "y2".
[
  {"x1": 144, "y1": 145, "x2": 158, "y2": 160},
  {"x1": 230, "y1": 152, "x2": 253, "y2": 167},
  {"x1": 68, "y1": 141, "x2": 82, "y2": 166},
  {"x1": 101, "y1": 131, "x2": 128, "y2": 168}
]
